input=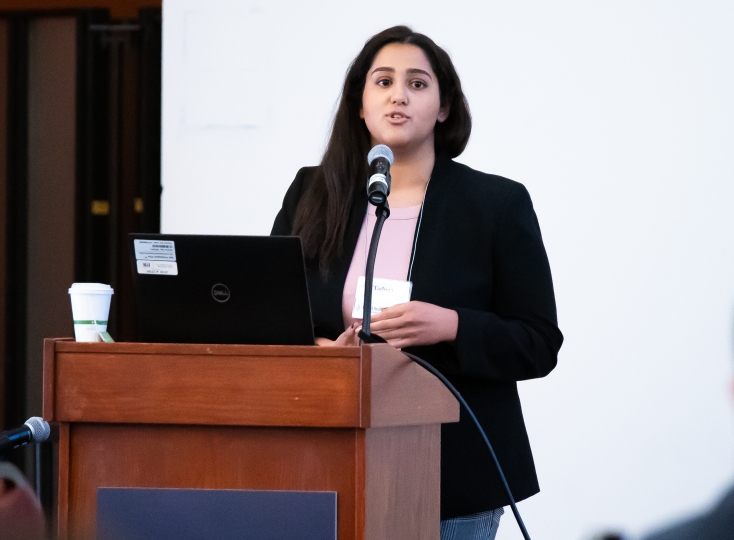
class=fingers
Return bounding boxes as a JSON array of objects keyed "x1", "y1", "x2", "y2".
[
  {"x1": 334, "y1": 324, "x2": 358, "y2": 346},
  {"x1": 369, "y1": 304, "x2": 414, "y2": 345},
  {"x1": 370, "y1": 306, "x2": 410, "y2": 331},
  {"x1": 369, "y1": 324, "x2": 416, "y2": 347},
  {"x1": 369, "y1": 317, "x2": 400, "y2": 332},
  {"x1": 348, "y1": 323, "x2": 362, "y2": 346},
  {"x1": 369, "y1": 322, "x2": 405, "y2": 340},
  {"x1": 370, "y1": 303, "x2": 409, "y2": 323},
  {"x1": 363, "y1": 301, "x2": 442, "y2": 348},
  {"x1": 368, "y1": 318, "x2": 406, "y2": 335}
]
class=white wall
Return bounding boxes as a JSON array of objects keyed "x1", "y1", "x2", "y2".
[{"x1": 161, "y1": 1, "x2": 734, "y2": 538}]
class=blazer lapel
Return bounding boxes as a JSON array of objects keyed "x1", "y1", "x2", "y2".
[{"x1": 409, "y1": 157, "x2": 454, "y2": 303}]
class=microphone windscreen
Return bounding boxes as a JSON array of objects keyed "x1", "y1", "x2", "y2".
[
  {"x1": 367, "y1": 144, "x2": 394, "y2": 166},
  {"x1": 24, "y1": 417, "x2": 50, "y2": 443}
]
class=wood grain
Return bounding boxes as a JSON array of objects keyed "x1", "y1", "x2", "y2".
[
  {"x1": 42, "y1": 337, "x2": 66, "y2": 420},
  {"x1": 354, "y1": 430, "x2": 367, "y2": 540},
  {"x1": 364, "y1": 425, "x2": 441, "y2": 540},
  {"x1": 367, "y1": 344, "x2": 460, "y2": 428},
  {"x1": 54, "y1": 351, "x2": 364, "y2": 427},
  {"x1": 49, "y1": 341, "x2": 459, "y2": 429},
  {"x1": 42, "y1": 339, "x2": 55, "y2": 420},
  {"x1": 66, "y1": 424, "x2": 363, "y2": 540},
  {"x1": 54, "y1": 340, "x2": 360, "y2": 358},
  {"x1": 43, "y1": 339, "x2": 459, "y2": 540},
  {"x1": 56, "y1": 422, "x2": 69, "y2": 540}
]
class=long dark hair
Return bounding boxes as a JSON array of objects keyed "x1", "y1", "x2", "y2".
[{"x1": 293, "y1": 26, "x2": 472, "y2": 274}]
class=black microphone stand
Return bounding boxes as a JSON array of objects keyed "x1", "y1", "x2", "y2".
[{"x1": 358, "y1": 200, "x2": 389, "y2": 344}]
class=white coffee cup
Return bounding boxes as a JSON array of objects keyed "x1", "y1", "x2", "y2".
[{"x1": 68, "y1": 283, "x2": 114, "y2": 342}]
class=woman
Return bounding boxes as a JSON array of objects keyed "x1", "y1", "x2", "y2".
[{"x1": 272, "y1": 26, "x2": 563, "y2": 540}]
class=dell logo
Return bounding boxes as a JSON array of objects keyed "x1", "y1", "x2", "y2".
[{"x1": 211, "y1": 283, "x2": 231, "y2": 303}]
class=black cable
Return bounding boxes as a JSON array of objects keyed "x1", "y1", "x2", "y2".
[{"x1": 402, "y1": 351, "x2": 532, "y2": 540}]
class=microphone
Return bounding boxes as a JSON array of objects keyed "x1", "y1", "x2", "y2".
[
  {"x1": 361, "y1": 145, "x2": 393, "y2": 335},
  {"x1": 366, "y1": 144, "x2": 394, "y2": 206},
  {"x1": 0, "y1": 417, "x2": 51, "y2": 455}
]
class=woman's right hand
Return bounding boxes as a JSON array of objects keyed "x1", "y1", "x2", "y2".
[{"x1": 315, "y1": 323, "x2": 361, "y2": 347}]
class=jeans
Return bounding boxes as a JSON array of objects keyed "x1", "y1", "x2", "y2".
[{"x1": 440, "y1": 508, "x2": 504, "y2": 540}]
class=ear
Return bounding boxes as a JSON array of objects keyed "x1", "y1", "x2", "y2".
[
  {"x1": 359, "y1": 108, "x2": 365, "y2": 119},
  {"x1": 437, "y1": 105, "x2": 449, "y2": 123}
]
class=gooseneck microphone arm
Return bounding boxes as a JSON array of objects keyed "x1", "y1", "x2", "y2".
[
  {"x1": 360, "y1": 202, "x2": 390, "y2": 337},
  {"x1": 360, "y1": 144, "x2": 394, "y2": 341}
]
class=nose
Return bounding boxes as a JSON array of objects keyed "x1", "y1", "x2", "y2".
[{"x1": 390, "y1": 83, "x2": 408, "y2": 105}]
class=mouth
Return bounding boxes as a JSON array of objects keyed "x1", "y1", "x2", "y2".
[{"x1": 387, "y1": 112, "x2": 409, "y2": 120}]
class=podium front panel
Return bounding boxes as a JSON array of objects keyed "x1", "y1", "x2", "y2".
[
  {"x1": 43, "y1": 339, "x2": 458, "y2": 540},
  {"x1": 66, "y1": 424, "x2": 363, "y2": 540}
]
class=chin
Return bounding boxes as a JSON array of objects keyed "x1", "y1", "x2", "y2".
[{"x1": 372, "y1": 134, "x2": 413, "y2": 152}]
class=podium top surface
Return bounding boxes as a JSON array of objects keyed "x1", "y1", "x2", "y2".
[{"x1": 43, "y1": 339, "x2": 459, "y2": 429}]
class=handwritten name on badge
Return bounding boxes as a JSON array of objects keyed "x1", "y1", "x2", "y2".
[{"x1": 352, "y1": 276, "x2": 412, "y2": 318}]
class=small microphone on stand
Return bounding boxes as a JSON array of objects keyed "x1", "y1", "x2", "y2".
[
  {"x1": 366, "y1": 144, "x2": 394, "y2": 206},
  {"x1": 0, "y1": 417, "x2": 51, "y2": 456}
]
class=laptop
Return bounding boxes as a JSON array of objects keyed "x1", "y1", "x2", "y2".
[{"x1": 128, "y1": 234, "x2": 314, "y2": 345}]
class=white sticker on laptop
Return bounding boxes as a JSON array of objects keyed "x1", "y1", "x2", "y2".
[
  {"x1": 352, "y1": 276, "x2": 412, "y2": 318},
  {"x1": 134, "y1": 239, "x2": 176, "y2": 261},
  {"x1": 137, "y1": 260, "x2": 178, "y2": 276}
]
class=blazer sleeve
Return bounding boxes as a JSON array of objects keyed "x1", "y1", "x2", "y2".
[
  {"x1": 453, "y1": 183, "x2": 563, "y2": 382},
  {"x1": 271, "y1": 167, "x2": 309, "y2": 236}
]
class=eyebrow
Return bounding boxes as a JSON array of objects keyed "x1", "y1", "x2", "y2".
[{"x1": 371, "y1": 67, "x2": 433, "y2": 79}]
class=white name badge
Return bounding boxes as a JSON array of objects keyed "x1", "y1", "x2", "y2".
[{"x1": 352, "y1": 276, "x2": 412, "y2": 318}]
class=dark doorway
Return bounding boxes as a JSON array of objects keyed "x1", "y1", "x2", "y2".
[{"x1": 0, "y1": 8, "x2": 162, "y2": 506}]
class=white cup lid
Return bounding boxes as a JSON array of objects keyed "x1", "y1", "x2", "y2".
[{"x1": 68, "y1": 282, "x2": 114, "y2": 294}]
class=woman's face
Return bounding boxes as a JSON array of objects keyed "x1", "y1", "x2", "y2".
[{"x1": 361, "y1": 43, "x2": 448, "y2": 154}]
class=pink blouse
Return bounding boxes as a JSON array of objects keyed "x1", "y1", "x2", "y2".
[{"x1": 342, "y1": 203, "x2": 422, "y2": 330}]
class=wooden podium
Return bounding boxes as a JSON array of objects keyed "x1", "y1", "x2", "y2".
[{"x1": 42, "y1": 338, "x2": 459, "y2": 540}]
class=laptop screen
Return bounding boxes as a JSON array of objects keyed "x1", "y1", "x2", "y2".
[{"x1": 128, "y1": 234, "x2": 314, "y2": 345}]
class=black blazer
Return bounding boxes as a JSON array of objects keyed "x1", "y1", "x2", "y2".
[{"x1": 272, "y1": 156, "x2": 563, "y2": 519}]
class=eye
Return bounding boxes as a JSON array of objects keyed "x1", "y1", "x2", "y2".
[
  {"x1": 377, "y1": 78, "x2": 391, "y2": 87},
  {"x1": 411, "y1": 80, "x2": 427, "y2": 89}
]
